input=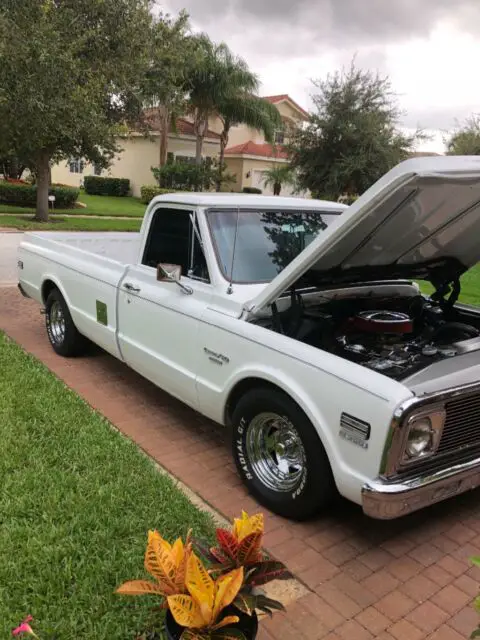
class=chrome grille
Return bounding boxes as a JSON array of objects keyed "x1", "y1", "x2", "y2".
[{"x1": 438, "y1": 394, "x2": 480, "y2": 454}]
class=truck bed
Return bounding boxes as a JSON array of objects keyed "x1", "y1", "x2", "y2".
[
  {"x1": 18, "y1": 231, "x2": 143, "y2": 358},
  {"x1": 23, "y1": 231, "x2": 142, "y2": 265}
]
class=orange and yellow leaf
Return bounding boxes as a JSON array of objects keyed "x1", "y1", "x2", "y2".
[
  {"x1": 145, "y1": 531, "x2": 177, "y2": 588},
  {"x1": 116, "y1": 580, "x2": 165, "y2": 596},
  {"x1": 186, "y1": 553, "x2": 215, "y2": 624},
  {"x1": 212, "y1": 567, "x2": 244, "y2": 621},
  {"x1": 149, "y1": 529, "x2": 172, "y2": 553},
  {"x1": 211, "y1": 615, "x2": 240, "y2": 631},
  {"x1": 232, "y1": 512, "x2": 264, "y2": 543},
  {"x1": 171, "y1": 538, "x2": 185, "y2": 568},
  {"x1": 167, "y1": 594, "x2": 206, "y2": 629}
]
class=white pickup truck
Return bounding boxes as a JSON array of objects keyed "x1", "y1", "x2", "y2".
[{"x1": 17, "y1": 156, "x2": 480, "y2": 521}]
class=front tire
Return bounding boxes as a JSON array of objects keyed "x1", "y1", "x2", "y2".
[
  {"x1": 232, "y1": 388, "x2": 335, "y2": 520},
  {"x1": 45, "y1": 289, "x2": 88, "y2": 357}
]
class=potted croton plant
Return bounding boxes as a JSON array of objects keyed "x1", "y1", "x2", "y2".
[{"x1": 117, "y1": 511, "x2": 291, "y2": 639}]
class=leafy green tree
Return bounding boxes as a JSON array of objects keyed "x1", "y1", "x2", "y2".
[
  {"x1": 0, "y1": 0, "x2": 152, "y2": 221},
  {"x1": 216, "y1": 95, "x2": 282, "y2": 190},
  {"x1": 0, "y1": 155, "x2": 28, "y2": 181},
  {"x1": 142, "y1": 11, "x2": 196, "y2": 168},
  {"x1": 289, "y1": 61, "x2": 423, "y2": 199},
  {"x1": 187, "y1": 35, "x2": 259, "y2": 165},
  {"x1": 262, "y1": 164, "x2": 295, "y2": 196},
  {"x1": 445, "y1": 115, "x2": 480, "y2": 155}
]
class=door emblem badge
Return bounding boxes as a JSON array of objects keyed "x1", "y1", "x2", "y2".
[{"x1": 203, "y1": 347, "x2": 229, "y2": 366}]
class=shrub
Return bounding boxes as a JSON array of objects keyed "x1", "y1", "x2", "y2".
[
  {"x1": 0, "y1": 181, "x2": 79, "y2": 208},
  {"x1": 152, "y1": 163, "x2": 214, "y2": 192},
  {"x1": 140, "y1": 185, "x2": 175, "y2": 205},
  {"x1": 242, "y1": 187, "x2": 262, "y2": 194},
  {"x1": 83, "y1": 176, "x2": 130, "y2": 197}
]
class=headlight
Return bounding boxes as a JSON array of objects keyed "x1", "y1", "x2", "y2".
[
  {"x1": 402, "y1": 409, "x2": 446, "y2": 463},
  {"x1": 405, "y1": 419, "x2": 434, "y2": 458}
]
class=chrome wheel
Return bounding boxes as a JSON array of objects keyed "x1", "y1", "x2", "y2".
[
  {"x1": 49, "y1": 301, "x2": 66, "y2": 345},
  {"x1": 246, "y1": 412, "x2": 306, "y2": 492}
]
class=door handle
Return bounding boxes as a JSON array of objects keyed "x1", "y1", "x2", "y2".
[{"x1": 124, "y1": 282, "x2": 141, "y2": 293}]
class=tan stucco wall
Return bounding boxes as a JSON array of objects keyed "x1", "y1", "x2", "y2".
[
  {"x1": 221, "y1": 157, "x2": 244, "y2": 192},
  {"x1": 225, "y1": 157, "x2": 290, "y2": 194},
  {"x1": 227, "y1": 124, "x2": 265, "y2": 147},
  {"x1": 51, "y1": 134, "x2": 220, "y2": 197},
  {"x1": 225, "y1": 155, "x2": 309, "y2": 197},
  {"x1": 225, "y1": 100, "x2": 307, "y2": 149},
  {"x1": 275, "y1": 100, "x2": 304, "y2": 124}
]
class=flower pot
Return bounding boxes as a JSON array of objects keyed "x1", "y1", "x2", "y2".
[{"x1": 164, "y1": 607, "x2": 258, "y2": 640}]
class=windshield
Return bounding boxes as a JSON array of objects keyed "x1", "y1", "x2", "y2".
[{"x1": 207, "y1": 208, "x2": 343, "y2": 284}]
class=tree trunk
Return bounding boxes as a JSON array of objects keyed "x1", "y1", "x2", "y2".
[
  {"x1": 274, "y1": 181, "x2": 281, "y2": 196},
  {"x1": 194, "y1": 111, "x2": 208, "y2": 166},
  {"x1": 195, "y1": 131, "x2": 203, "y2": 165},
  {"x1": 34, "y1": 151, "x2": 50, "y2": 222},
  {"x1": 158, "y1": 105, "x2": 170, "y2": 168},
  {"x1": 216, "y1": 124, "x2": 230, "y2": 192}
]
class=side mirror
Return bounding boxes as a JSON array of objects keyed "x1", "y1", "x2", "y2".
[
  {"x1": 157, "y1": 263, "x2": 182, "y2": 283},
  {"x1": 156, "y1": 263, "x2": 193, "y2": 295}
]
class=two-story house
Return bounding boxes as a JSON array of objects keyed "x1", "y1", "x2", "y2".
[
  {"x1": 222, "y1": 94, "x2": 309, "y2": 195},
  {"x1": 50, "y1": 94, "x2": 309, "y2": 197}
]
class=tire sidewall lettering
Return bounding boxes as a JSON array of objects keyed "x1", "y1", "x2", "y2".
[
  {"x1": 236, "y1": 417, "x2": 253, "y2": 480},
  {"x1": 235, "y1": 412, "x2": 307, "y2": 496}
]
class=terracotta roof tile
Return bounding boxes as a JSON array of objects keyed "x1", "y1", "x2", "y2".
[{"x1": 225, "y1": 140, "x2": 289, "y2": 159}]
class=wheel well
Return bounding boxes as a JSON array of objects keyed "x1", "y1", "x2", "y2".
[
  {"x1": 225, "y1": 377, "x2": 284, "y2": 425},
  {"x1": 41, "y1": 279, "x2": 58, "y2": 304}
]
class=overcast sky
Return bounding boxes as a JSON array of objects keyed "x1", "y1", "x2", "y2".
[{"x1": 159, "y1": 0, "x2": 480, "y2": 152}]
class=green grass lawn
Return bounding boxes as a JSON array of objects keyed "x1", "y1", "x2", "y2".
[
  {"x1": 0, "y1": 215, "x2": 141, "y2": 231},
  {"x1": 0, "y1": 192, "x2": 146, "y2": 218},
  {"x1": 418, "y1": 264, "x2": 480, "y2": 307},
  {"x1": 0, "y1": 333, "x2": 215, "y2": 639}
]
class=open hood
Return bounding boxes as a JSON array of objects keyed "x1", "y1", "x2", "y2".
[{"x1": 245, "y1": 156, "x2": 480, "y2": 315}]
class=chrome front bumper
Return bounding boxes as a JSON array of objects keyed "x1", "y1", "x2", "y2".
[{"x1": 362, "y1": 454, "x2": 480, "y2": 519}]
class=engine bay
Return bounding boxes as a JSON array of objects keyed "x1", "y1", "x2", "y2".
[{"x1": 259, "y1": 288, "x2": 480, "y2": 380}]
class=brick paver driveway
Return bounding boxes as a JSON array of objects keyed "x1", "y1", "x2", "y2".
[{"x1": 1, "y1": 286, "x2": 479, "y2": 640}]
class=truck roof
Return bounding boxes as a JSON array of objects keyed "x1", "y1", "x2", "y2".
[{"x1": 150, "y1": 192, "x2": 347, "y2": 211}]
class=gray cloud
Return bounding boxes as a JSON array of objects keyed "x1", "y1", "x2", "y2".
[
  {"x1": 401, "y1": 105, "x2": 480, "y2": 132},
  {"x1": 157, "y1": 0, "x2": 480, "y2": 136},
  {"x1": 160, "y1": 0, "x2": 480, "y2": 49}
]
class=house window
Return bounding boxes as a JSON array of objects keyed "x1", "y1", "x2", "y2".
[
  {"x1": 274, "y1": 130, "x2": 285, "y2": 145},
  {"x1": 69, "y1": 158, "x2": 85, "y2": 174},
  {"x1": 175, "y1": 155, "x2": 196, "y2": 165},
  {"x1": 93, "y1": 163, "x2": 102, "y2": 176}
]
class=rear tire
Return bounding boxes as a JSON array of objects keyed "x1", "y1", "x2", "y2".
[
  {"x1": 45, "y1": 289, "x2": 88, "y2": 357},
  {"x1": 232, "y1": 387, "x2": 335, "y2": 520}
]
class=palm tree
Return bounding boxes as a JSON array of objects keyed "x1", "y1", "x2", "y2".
[
  {"x1": 142, "y1": 12, "x2": 194, "y2": 167},
  {"x1": 262, "y1": 164, "x2": 295, "y2": 196},
  {"x1": 187, "y1": 35, "x2": 260, "y2": 165},
  {"x1": 215, "y1": 95, "x2": 282, "y2": 190}
]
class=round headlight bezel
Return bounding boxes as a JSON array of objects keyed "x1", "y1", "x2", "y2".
[
  {"x1": 400, "y1": 408, "x2": 447, "y2": 466},
  {"x1": 405, "y1": 418, "x2": 434, "y2": 458}
]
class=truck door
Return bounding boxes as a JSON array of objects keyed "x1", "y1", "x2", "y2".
[{"x1": 116, "y1": 206, "x2": 213, "y2": 409}]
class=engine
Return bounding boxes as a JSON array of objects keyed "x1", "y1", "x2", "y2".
[{"x1": 299, "y1": 295, "x2": 480, "y2": 380}]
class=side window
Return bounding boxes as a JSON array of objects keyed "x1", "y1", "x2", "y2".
[{"x1": 142, "y1": 208, "x2": 210, "y2": 283}]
